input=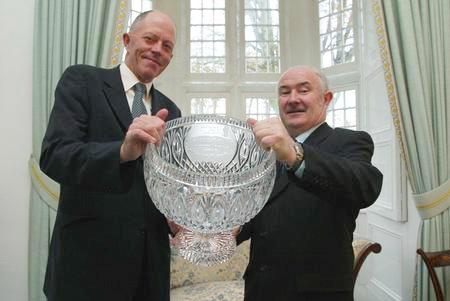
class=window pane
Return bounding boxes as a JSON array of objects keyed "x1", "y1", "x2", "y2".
[
  {"x1": 321, "y1": 34, "x2": 331, "y2": 51},
  {"x1": 214, "y1": 42, "x2": 226, "y2": 56},
  {"x1": 345, "y1": 108, "x2": 356, "y2": 127},
  {"x1": 345, "y1": 90, "x2": 356, "y2": 107},
  {"x1": 343, "y1": 0, "x2": 352, "y2": 9},
  {"x1": 191, "y1": 10, "x2": 202, "y2": 24},
  {"x1": 214, "y1": 10, "x2": 226, "y2": 24},
  {"x1": 214, "y1": 0, "x2": 226, "y2": 8},
  {"x1": 334, "y1": 109, "x2": 345, "y2": 127},
  {"x1": 142, "y1": 0, "x2": 152, "y2": 11},
  {"x1": 214, "y1": 25, "x2": 226, "y2": 40},
  {"x1": 191, "y1": 0, "x2": 202, "y2": 8},
  {"x1": 132, "y1": 0, "x2": 142, "y2": 11},
  {"x1": 334, "y1": 92, "x2": 345, "y2": 109},
  {"x1": 331, "y1": 0, "x2": 341, "y2": 13},
  {"x1": 203, "y1": 25, "x2": 214, "y2": 40},
  {"x1": 203, "y1": 0, "x2": 214, "y2": 9},
  {"x1": 191, "y1": 42, "x2": 202, "y2": 56},
  {"x1": 203, "y1": 10, "x2": 215, "y2": 23},
  {"x1": 268, "y1": 0, "x2": 278, "y2": 9},
  {"x1": 319, "y1": 1, "x2": 330, "y2": 15},
  {"x1": 190, "y1": 26, "x2": 202, "y2": 40}
]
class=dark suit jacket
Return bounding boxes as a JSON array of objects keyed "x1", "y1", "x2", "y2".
[
  {"x1": 237, "y1": 123, "x2": 383, "y2": 301},
  {"x1": 40, "y1": 65, "x2": 181, "y2": 301}
]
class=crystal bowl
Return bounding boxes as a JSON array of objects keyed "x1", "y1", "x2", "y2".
[{"x1": 144, "y1": 114, "x2": 276, "y2": 265}]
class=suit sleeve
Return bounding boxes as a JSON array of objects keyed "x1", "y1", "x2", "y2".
[
  {"x1": 40, "y1": 66, "x2": 136, "y2": 192},
  {"x1": 290, "y1": 130, "x2": 383, "y2": 210}
]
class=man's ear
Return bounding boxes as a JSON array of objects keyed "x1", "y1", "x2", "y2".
[
  {"x1": 324, "y1": 91, "x2": 333, "y2": 105},
  {"x1": 123, "y1": 33, "x2": 130, "y2": 48}
]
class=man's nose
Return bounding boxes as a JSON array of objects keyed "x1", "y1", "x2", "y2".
[
  {"x1": 288, "y1": 90, "x2": 301, "y2": 103},
  {"x1": 150, "y1": 41, "x2": 163, "y2": 54}
]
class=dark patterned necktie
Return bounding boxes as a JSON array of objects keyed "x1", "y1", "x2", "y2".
[{"x1": 131, "y1": 83, "x2": 147, "y2": 118}]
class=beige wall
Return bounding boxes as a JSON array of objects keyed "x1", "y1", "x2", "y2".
[{"x1": 0, "y1": 1, "x2": 34, "y2": 300}]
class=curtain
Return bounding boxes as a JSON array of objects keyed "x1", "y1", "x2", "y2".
[
  {"x1": 29, "y1": 1, "x2": 129, "y2": 300},
  {"x1": 373, "y1": 0, "x2": 449, "y2": 300}
]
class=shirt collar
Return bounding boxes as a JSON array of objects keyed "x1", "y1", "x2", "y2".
[
  {"x1": 295, "y1": 122, "x2": 325, "y2": 143},
  {"x1": 120, "y1": 63, "x2": 153, "y2": 97}
]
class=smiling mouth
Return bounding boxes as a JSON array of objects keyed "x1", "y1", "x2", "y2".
[{"x1": 143, "y1": 57, "x2": 161, "y2": 66}]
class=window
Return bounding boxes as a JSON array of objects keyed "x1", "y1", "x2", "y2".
[
  {"x1": 244, "y1": 0, "x2": 280, "y2": 73},
  {"x1": 182, "y1": 0, "x2": 281, "y2": 120},
  {"x1": 190, "y1": 97, "x2": 227, "y2": 115},
  {"x1": 318, "y1": 0, "x2": 358, "y2": 130},
  {"x1": 318, "y1": 0, "x2": 354, "y2": 68},
  {"x1": 190, "y1": 0, "x2": 226, "y2": 73},
  {"x1": 245, "y1": 97, "x2": 278, "y2": 120},
  {"x1": 326, "y1": 89, "x2": 356, "y2": 129}
]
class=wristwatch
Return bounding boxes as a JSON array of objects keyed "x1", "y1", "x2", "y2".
[{"x1": 286, "y1": 143, "x2": 304, "y2": 173}]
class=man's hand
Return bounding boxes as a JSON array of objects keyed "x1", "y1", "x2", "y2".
[
  {"x1": 167, "y1": 218, "x2": 182, "y2": 237},
  {"x1": 120, "y1": 109, "x2": 169, "y2": 162},
  {"x1": 247, "y1": 117, "x2": 297, "y2": 166}
]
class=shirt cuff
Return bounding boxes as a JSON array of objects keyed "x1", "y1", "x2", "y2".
[{"x1": 294, "y1": 160, "x2": 306, "y2": 178}]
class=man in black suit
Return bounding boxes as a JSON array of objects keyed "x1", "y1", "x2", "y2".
[
  {"x1": 238, "y1": 65, "x2": 383, "y2": 301},
  {"x1": 40, "y1": 11, "x2": 180, "y2": 301}
]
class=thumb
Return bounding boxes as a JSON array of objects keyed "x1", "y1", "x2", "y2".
[
  {"x1": 247, "y1": 118, "x2": 257, "y2": 127},
  {"x1": 155, "y1": 108, "x2": 169, "y2": 121}
]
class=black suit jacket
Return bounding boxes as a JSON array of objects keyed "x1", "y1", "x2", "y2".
[
  {"x1": 40, "y1": 65, "x2": 181, "y2": 301},
  {"x1": 237, "y1": 123, "x2": 383, "y2": 301}
]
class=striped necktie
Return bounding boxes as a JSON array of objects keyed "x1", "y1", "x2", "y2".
[{"x1": 131, "y1": 83, "x2": 147, "y2": 118}]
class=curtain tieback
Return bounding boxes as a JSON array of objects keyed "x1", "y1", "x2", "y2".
[
  {"x1": 29, "y1": 155, "x2": 59, "y2": 210},
  {"x1": 414, "y1": 179, "x2": 450, "y2": 219}
]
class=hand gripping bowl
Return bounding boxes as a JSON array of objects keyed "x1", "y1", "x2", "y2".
[{"x1": 144, "y1": 115, "x2": 276, "y2": 266}]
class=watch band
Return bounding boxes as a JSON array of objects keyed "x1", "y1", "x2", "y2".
[{"x1": 286, "y1": 142, "x2": 304, "y2": 173}]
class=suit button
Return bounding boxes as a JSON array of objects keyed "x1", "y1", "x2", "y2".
[
  {"x1": 258, "y1": 231, "x2": 268, "y2": 237},
  {"x1": 259, "y1": 265, "x2": 268, "y2": 272},
  {"x1": 139, "y1": 228, "x2": 146, "y2": 235}
]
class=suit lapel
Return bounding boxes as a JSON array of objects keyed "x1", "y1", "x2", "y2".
[
  {"x1": 102, "y1": 66, "x2": 133, "y2": 131},
  {"x1": 303, "y1": 122, "x2": 333, "y2": 146}
]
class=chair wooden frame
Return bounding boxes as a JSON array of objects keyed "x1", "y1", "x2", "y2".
[
  {"x1": 417, "y1": 248, "x2": 450, "y2": 301},
  {"x1": 352, "y1": 241, "x2": 382, "y2": 285}
]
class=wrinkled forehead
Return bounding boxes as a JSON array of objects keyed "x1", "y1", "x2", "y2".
[
  {"x1": 132, "y1": 12, "x2": 176, "y2": 42},
  {"x1": 278, "y1": 68, "x2": 318, "y2": 88}
]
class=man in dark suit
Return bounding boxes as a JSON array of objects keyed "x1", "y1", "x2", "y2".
[
  {"x1": 40, "y1": 10, "x2": 180, "y2": 301},
  {"x1": 237, "y1": 65, "x2": 383, "y2": 301}
]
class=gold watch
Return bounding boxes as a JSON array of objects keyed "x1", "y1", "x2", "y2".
[{"x1": 286, "y1": 143, "x2": 304, "y2": 172}]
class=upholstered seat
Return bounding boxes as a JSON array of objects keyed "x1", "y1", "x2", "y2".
[
  {"x1": 170, "y1": 240, "x2": 249, "y2": 301},
  {"x1": 171, "y1": 280, "x2": 244, "y2": 301},
  {"x1": 170, "y1": 238, "x2": 381, "y2": 300}
]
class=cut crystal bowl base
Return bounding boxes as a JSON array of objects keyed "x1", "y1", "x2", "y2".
[{"x1": 175, "y1": 228, "x2": 236, "y2": 266}]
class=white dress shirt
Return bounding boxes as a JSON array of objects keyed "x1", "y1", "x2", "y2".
[{"x1": 119, "y1": 63, "x2": 152, "y2": 115}]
